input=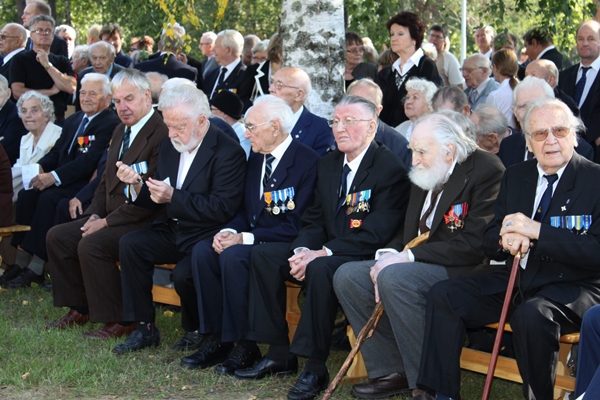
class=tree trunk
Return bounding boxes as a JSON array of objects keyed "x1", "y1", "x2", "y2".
[{"x1": 280, "y1": 0, "x2": 345, "y2": 119}]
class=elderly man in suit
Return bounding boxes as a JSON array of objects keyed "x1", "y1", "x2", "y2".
[
  {"x1": 179, "y1": 95, "x2": 319, "y2": 372},
  {"x1": 463, "y1": 54, "x2": 499, "y2": 111},
  {"x1": 334, "y1": 111, "x2": 504, "y2": 398},
  {"x1": 558, "y1": 21, "x2": 600, "y2": 149},
  {"x1": 45, "y1": 69, "x2": 168, "y2": 338},
  {"x1": 498, "y1": 76, "x2": 593, "y2": 168},
  {"x1": 347, "y1": 78, "x2": 412, "y2": 168},
  {"x1": 74, "y1": 41, "x2": 124, "y2": 111},
  {"x1": 9, "y1": 73, "x2": 119, "y2": 288},
  {"x1": 415, "y1": 98, "x2": 600, "y2": 400},
  {"x1": 0, "y1": 75, "x2": 27, "y2": 165},
  {"x1": 234, "y1": 95, "x2": 410, "y2": 400},
  {"x1": 135, "y1": 30, "x2": 200, "y2": 89},
  {"x1": 523, "y1": 27, "x2": 563, "y2": 70},
  {"x1": 112, "y1": 84, "x2": 247, "y2": 354},
  {"x1": 0, "y1": 23, "x2": 27, "y2": 82},
  {"x1": 199, "y1": 31, "x2": 218, "y2": 79},
  {"x1": 204, "y1": 29, "x2": 246, "y2": 100},
  {"x1": 268, "y1": 67, "x2": 334, "y2": 156}
]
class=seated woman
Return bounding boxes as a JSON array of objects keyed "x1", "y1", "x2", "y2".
[
  {"x1": 11, "y1": 91, "x2": 61, "y2": 202},
  {"x1": 345, "y1": 31, "x2": 377, "y2": 89},
  {"x1": 395, "y1": 77, "x2": 437, "y2": 140}
]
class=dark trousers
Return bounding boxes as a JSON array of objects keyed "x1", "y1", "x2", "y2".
[
  {"x1": 576, "y1": 305, "x2": 600, "y2": 399},
  {"x1": 246, "y1": 242, "x2": 356, "y2": 361},
  {"x1": 13, "y1": 184, "x2": 82, "y2": 260},
  {"x1": 418, "y1": 277, "x2": 580, "y2": 400},
  {"x1": 48, "y1": 217, "x2": 149, "y2": 322},
  {"x1": 119, "y1": 225, "x2": 197, "y2": 331},
  {"x1": 192, "y1": 240, "x2": 254, "y2": 342}
]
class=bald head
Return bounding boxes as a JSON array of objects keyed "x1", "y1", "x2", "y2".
[
  {"x1": 347, "y1": 78, "x2": 383, "y2": 115},
  {"x1": 0, "y1": 23, "x2": 27, "y2": 55},
  {"x1": 268, "y1": 67, "x2": 311, "y2": 112},
  {"x1": 525, "y1": 59, "x2": 559, "y2": 88}
]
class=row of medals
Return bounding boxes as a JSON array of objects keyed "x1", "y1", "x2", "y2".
[
  {"x1": 346, "y1": 201, "x2": 370, "y2": 215},
  {"x1": 266, "y1": 198, "x2": 296, "y2": 215}
]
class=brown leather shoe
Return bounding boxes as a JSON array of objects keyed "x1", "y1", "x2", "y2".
[
  {"x1": 351, "y1": 372, "x2": 411, "y2": 399},
  {"x1": 83, "y1": 322, "x2": 137, "y2": 340},
  {"x1": 46, "y1": 309, "x2": 90, "y2": 330}
]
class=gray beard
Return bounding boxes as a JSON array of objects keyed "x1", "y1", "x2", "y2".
[{"x1": 409, "y1": 158, "x2": 452, "y2": 191}]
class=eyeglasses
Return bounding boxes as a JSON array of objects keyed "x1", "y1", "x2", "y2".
[
  {"x1": 460, "y1": 66, "x2": 484, "y2": 73},
  {"x1": 346, "y1": 47, "x2": 364, "y2": 54},
  {"x1": 526, "y1": 126, "x2": 571, "y2": 142},
  {"x1": 327, "y1": 117, "x2": 372, "y2": 128},
  {"x1": 199, "y1": 42, "x2": 211, "y2": 46},
  {"x1": 243, "y1": 120, "x2": 273, "y2": 132},
  {"x1": 0, "y1": 34, "x2": 19, "y2": 40},
  {"x1": 269, "y1": 79, "x2": 300, "y2": 90},
  {"x1": 252, "y1": 56, "x2": 268, "y2": 63},
  {"x1": 32, "y1": 29, "x2": 53, "y2": 35}
]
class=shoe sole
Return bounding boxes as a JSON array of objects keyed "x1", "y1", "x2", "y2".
[{"x1": 350, "y1": 388, "x2": 413, "y2": 399}]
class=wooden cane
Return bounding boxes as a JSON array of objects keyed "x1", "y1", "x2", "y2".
[
  {"x1": 322, "y1": 232, "x2": 430, "y2": 400},
  {"x1": 481, "y1": 251, "x2": 521, "y2": 400}
]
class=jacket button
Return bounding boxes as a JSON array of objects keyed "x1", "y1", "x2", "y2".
[
  {"x1": 110, "y1": 194, "x2": 115, "y2": 198},
  {"x1": 559, "y1": 273, "x2": 563, "y2": 278}
]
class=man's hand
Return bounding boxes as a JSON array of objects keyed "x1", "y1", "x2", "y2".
[
  {"x1": 500, "y1": 213, "x2": 540, "y2": 255},
  {"x1": 69, "y1": 197, "x2": 83, "y2": 219},
  {"x1": 146, "y1": 177, "x2": 174, "y2": 204},
  {"x1": 36, "y1": 49, "x2": 50, "y2": 68},
  {"x1": 176, "y1": 53, "x2": 188, "y2": 64},
  {"x1": 80, "y1": 214, "x2": 107, "y2": 237},
  {"x1": 116, "y1": 161, "x2": 142, "y2": 184},
  {"x1": 370, "y1": 251, "x2": 410, "y2": 302},
  {"x1": 30, "y1": 172, "x2": 56, "y2": 191},
  {"x1": 212, "y1": 231, "x2": 242, "y2": 254},
  {"x1": 288, "y1": 249, "x2": 327, "y2": 281}
]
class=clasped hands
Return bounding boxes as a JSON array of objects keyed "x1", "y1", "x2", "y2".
[
  {"x1": 29, "y1": 172, "x2": 56, "y2": 191},
  {"x1": 212, "y1": 231, "x2": 243, "y2": 254},
  {"x1": 288, "y1": 248, "x2": 328, "y2": 282},
  {"x1": 500, "y1": 212, "x2": 541, "y2": 256},
  {"x1": 116, "y1": 161, "x2": 173, "y2": 204}
]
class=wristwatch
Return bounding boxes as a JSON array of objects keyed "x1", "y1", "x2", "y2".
[{"x1": 45, "y1": 62, "x2": 53, "y2": 70}]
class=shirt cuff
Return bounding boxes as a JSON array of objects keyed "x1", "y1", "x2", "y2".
[
  {"x1": 323, "y1": 246, "x2": 332, "y2": 256},
  {"x1": 130, "y1": 184, "x2": 140, "y2": 202},
  {"x1": 293, "y1": 247, "x2": 310, "y2": 254},
  {"x1": 374, "y1": 248, "x2": 399, "y2": 260},
  {"x1": 241, "y1": 232, "x2": 254, "y2": 245},
  {"x1": 50, "y1": 170, "x2": 61, "y2": 186}
]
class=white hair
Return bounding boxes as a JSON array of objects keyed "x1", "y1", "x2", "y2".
[
  {"x1": 249, "y1": 95, "x2": 294, "y2": 135},
  {"x1": 217, "y1": 29, "x2": 244, "y2": 57},
  {"x1": 81, "y1": 72, "x2": 112, "y2": 96}
]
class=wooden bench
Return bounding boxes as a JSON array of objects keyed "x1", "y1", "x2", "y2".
[
  {"x1": 460, "y1": 323, "x2": 578, "y2": 399},
  {"x1": 0, "y1": 225, "x2": 30, "y2": 265}
]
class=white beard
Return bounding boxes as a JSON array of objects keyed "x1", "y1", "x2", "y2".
[
  {"x1": 171, "y1": 137, "x2": 200, "y2": 153},
  {"x1": 409, "y1": 157, "x2": 452, "y2": 191}
]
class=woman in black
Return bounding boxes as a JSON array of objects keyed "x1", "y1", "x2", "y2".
[{"x1": 378, "y1": 12, "x2": 442, "y2": 127}]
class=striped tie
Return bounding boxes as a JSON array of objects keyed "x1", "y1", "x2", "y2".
[
  {"x1": 263, "y1": 153, "x2": 275, "y2": 189},
  {"x1": 119, "y1": 127, "x2": 131, "y2": 161}
]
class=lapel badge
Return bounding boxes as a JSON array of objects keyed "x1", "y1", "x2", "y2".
[{"x1": 444, "y1": 203, "x2": 469, "y2": 232}]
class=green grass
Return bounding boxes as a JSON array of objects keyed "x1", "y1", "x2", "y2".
[{"x1": 0, "y1": 285, "x2": 524, "y2": 399}]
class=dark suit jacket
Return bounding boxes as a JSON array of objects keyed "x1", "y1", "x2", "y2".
[
  {"x1": 0, "y1": 52, "x2": 20, "y2": 81},
  {"x1": 135, "y1": 54, "x2": 200, "y2": 90},
  {"x1": 38, "y1": 109, "x2": 119, "y2": 187},
  {"x1": 0, "y1": 144, "x2": 12, "y2": 227},
  {"x1": 291, "y1": 141, "x2": 410, "y2": 258},
  {"x1": 559, "y1": 64, "x2": 600, "y2": 141},
  {"x1": 387, "y1": 149, "x2": 505, "y2": 279},
  {"x1": 25, "y1": 35, "x2": 67, "y2": 57},
  {"x1": 375, "y1": 120, "x2": 412, "y2": 169},
  {"x1": 541, "y1": 47, "x2": 564, "y2": 70},
  {"x1": 481, "y1": 154, "x2": 600, "y2": 318},
  {"x1": 238, "y1": 60, "x2": 270, "y2": 112},
  {"x1": 74, "y1": 64, "x2": 125, "y2": 111},
  {"x1": 85, "y1": 109, "x2": 168, "y2": 228},
  {"x1": 134, "y1": 123, "x2": 247, "y2": 253},
  {"x1": 292, "y1": 107, "x2": 334, "y2": 157},
  {"x1": 555, "y1": 87, "x2": 580, "y2": 117},
  {"x1": 203, "y1": 59, "x2": 247, "y2": 99},
  {"x1": 227, "y1": 139, "x2": 319, "y2": 242},
  {"x1": 497, "y1": 129, "x2": 594, "y2": 169},
  {"x1": 0, "y1": 100, "x2": 28, "y2": 165},
  {"x1": 114, "y1": 50, "x2": 133, "y2": 68}
]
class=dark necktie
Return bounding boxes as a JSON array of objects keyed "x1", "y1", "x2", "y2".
[
  {"x1": 574, "y1": 66, "x2": 591, "y2": 105},
  {"x1": 211, "y1": 67, "x2": 227, "y2": 99},
  {"x1": 262, "y1": 153, "x2": 275, "y2": 190},
  {"x1": 68, "y1": 116, "x2": 89, "y2": 153},
  {"x1": 534, "y1": 174, "x2": 558, "y2": 222},
  {"x1": 419, "y1": 188, "x2": 442, "y2": 234},
  {"x1": 337, "y1": 164, "x2": 351, "y2": 211},
  {"x1": 119, "y1": 127, "x2": 132, "y2": 161}
]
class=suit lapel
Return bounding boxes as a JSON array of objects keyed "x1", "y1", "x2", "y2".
[
  {"x1": 106, "y1": 125, "x2": 125, "y2": 193},
  {"x1": 349, "y1": 141, "x2": 378, "y2": 193},
  {"x1": 180, "y1": 124, "x2": 218, "y2": 190},
  {"x1": 291, "y1": 108, "x2": 310, "y2": 139},
  {"x1": 329, "y1": 151, "x2": 345, "y2": 215},
  {"x1": 405, "y1": 185, "x2": 427, "y2": 241},
  {"x1": 247, "y1": 153, "x2": 264, "y2": 222}
]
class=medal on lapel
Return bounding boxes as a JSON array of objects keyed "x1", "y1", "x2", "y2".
[
  {"x1": 444, "y1": 203, "x2": 469, "y2": 231},
  {"x1": 264, "y1": 191, "x2": 273, "y2": 213},
  {"x1": 286, "y1": 187, "x2": 296, "y2": 210},
  {"x1": 272, "y1": 190, "x2": 281, "y2": 215}
]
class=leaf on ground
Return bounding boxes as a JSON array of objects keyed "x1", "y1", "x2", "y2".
[
  {"x1": 21, "y1": 372, "x2": 30, "y2": 380},
  {"x1": 22, "y1": 300, "x2": 28, "y2": 306},
  {"x1": 163, "y1": 310, "x2": 174, "y2": 317}
]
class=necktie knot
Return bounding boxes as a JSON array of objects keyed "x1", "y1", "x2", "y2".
[
  {"x1": 544, "y1": 173, "x2": 558, "y2": 186},
  {"x1": 119, "y1": 127, "x2": 132, "y2": 161},
  {"x1": 581, "y1": 66, "x2": 591, "y2": 77}
]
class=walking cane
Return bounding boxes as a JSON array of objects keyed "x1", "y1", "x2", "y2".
[
  {"x1": 322, "y1": 232, "x2": 430, "y2": 400},
  {"x1": 481, "y1": 251, "x2": 521, "y2": 400}
]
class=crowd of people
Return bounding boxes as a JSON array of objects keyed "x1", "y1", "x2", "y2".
[{"x1": 2, "y1": 1, "x2": 600, "y2": 399}]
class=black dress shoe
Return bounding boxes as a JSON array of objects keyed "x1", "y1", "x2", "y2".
[
  {"x1": 351, "y1": 372, "x2": 411, "y2": 399},
  {"x1": 5, "y1": 267, "x2": 44, "y2": 288},
  {"x1": 112, "y1": 329, "x2": 160, "y2": 355},
  {"x1": 172, "y1": 330, "x2": 205, "y2": 351},
  {"x1": 287, "y1": 370, "x2": 329, "y2": 400},
  {"x1": 0, "y1": 264, "x2": 23, "y2": 285},
  {"x1": 235, "y1": 355, "x2": 298, "y2": 380},
  {"x1": 180, "y1": 340, "x2": 233, "y2": 370},
  {"x1": 215, "y1": 344, "x2": 261, "y2": 376}
]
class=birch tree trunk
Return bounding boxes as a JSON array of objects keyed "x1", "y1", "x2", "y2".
[{"x1": 280, "y1": 0, "x2": 345, "y2": 119}]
